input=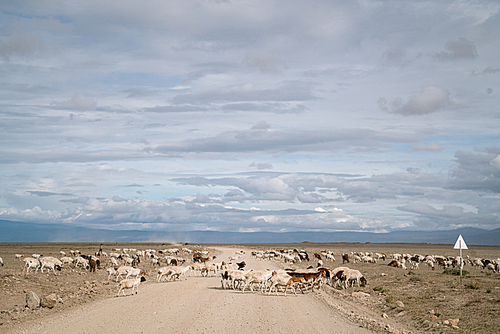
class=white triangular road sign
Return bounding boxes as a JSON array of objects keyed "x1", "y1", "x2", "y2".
[{"x1": 453, "y1": 234, "x2": 468, "y2": 250}]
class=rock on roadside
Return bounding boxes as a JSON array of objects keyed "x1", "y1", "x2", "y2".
[
  {"x1": 41, "y1": 293, "x2": 58, "y2": 309},
  {"x1": 26, "y1": 291, "x2": 40, "y2": 309}
]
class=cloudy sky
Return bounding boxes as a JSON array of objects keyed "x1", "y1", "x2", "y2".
[{"x1": 1, "y1": 0, "x2": 499, "y2": 237}]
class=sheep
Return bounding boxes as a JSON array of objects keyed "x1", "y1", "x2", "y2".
[
  {"x1": 341, "y1": 269, "x2": 367, "y2": 289},
  {"x1": 32, "y1": 254, "x2": 42, "y2": 260},
  {"x1": 23, "y1": 257, "x2": 40, "y2": 273},
  {"x1": 117, "y1": 277, "x2": 146, "y2": 297},
  {"x1": 39, "y1": 257, "x2": 63, "y2": 274},
  {"x1": 14, "y1": 254, "x2": 24, "y2": 260},
  {"x1": 60, "y1": 257, "x2": 74, "y2": 265},
  {"x1": 0, "y1": 257, "x2": 3, "y2": 266}
]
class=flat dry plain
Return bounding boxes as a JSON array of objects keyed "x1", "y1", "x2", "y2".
[{"x1": 0, "y1": 242, "x2": 498, "y2": 334}]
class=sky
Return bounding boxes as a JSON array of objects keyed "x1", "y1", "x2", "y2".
[{"x1": 1, "y1": 0, "x2": 500, "y2": 237}]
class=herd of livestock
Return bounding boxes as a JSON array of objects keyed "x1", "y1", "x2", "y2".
[{"x1": 2, "y1": 246, "x2": 499, "y2": 297}]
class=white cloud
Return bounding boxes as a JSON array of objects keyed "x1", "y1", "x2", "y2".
[
  {"x1": 51, "y1": 93, "x2": 97, "y2": 111},
  {"x1": 491, "y1": 155, "x2": 500, "y2": 169},
  {"x1": 244, "y1": 50, "x2": 287, "y2": 74},
  {"x1": 433, "y1": 38, "x2": 478, "y2": 61},
  {"x1": 378, "y1": 86, "x2": 451, "y2": 116},
  {"x1": 411, "y1": 142, "x2": 443, "y2": 152}
]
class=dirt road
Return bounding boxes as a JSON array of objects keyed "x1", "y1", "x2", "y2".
[{"x1": 8, "y1": 248, "x2": 373, "y2": 334}]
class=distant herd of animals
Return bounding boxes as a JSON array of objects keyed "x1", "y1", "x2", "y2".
[{"x1": 2, "y1": 245, "x2": 499, "y2": 297}]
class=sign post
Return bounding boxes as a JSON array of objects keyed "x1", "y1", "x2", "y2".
[{"x1": 453, "y1": 234, "x2": 468, "y2": 285}]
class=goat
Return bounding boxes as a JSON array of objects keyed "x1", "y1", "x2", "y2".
[
  {"x1": 388, "y1": 259, "x2": 407, "y2": 270},
  {"x1": 115, "y1": 266, "x2": 134, "y2": 281},
  {"x1": 23, "y1": 257, "x2": 40, "y2": 273},
  {"x1": 106, "y1": 267, "x2": 117, "y2": 280},
  {"x1": 268, "y1": 270, "x2": 292, "y2": 296},
  {"x1": 39, "y1": 257, "x2": 63, "y2": 274},
  {"x1": 117, "y1": 277, "x2": 146, "y2": 296},
  {"x1": 109, "y1": 257, "x2": 119, "y2": 266},
  {"x1": 341, "y1": 269, "x2": 367, "y2": 289},
  {"x1": 242, "y1": 270, "x2": 272, "y2": 293},
  {"x1": 157, "y1": 266, "x2": 174, "y2": 282},
  {"x1": 89, "y1": 258, "x2": 97, "y2": 272},
  {"x1": 342, "y1": 253, "x2": 349, "y2": 264},
  {"x1": 125, "y1": 267, "x2": 147, "y2": 279},
  {"x1": 221, "y1": 269, "x2": 250, "y2": 290},
  {"x1": 331, "y1": 267, "x2": 350, "y2": 288},
  {"x1": 168, "y1": 265, "x2": 192, "y2": 281},
  {"x1": 73, "y1": 256, "x2": 89, "y2": 269}
]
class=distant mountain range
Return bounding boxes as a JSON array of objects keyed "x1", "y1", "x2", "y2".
[{"x1": 1, "y1": 219, "x2": 499, "y2": 245}]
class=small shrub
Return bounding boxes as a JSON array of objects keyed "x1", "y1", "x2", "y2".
[
  {"x1": 464, "y1": 282, "x2": 480, "y2": 290},
  {"x1": 409, "y1": 276, "x2": 421, "y2": 282},
  {"x1": 373, "y1": 286, "x2": 388, "y2": 293},
  {"x1": 407, "y1": 271, "x2": 417, "y2": 275},
  {"x1": 486, "y1": 289, "x2": 492, "y2": 293},
  {"x1": 443, "y1": 268, "x2": 468, "y2": 276},
  {"x1": 386, "y1": 295, "x2": 394, "y2": 304}
]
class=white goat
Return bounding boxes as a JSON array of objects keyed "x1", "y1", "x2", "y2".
[
  {"x1": 268, "y1": 270, "x2": 292, "y2": 296},
  {"x1": 107, "y1": 267, "x2": 117, "y2": 280},
  {"x1": 242, "y1": 270, "x2": 272, "y2": 293},
  {"x1": 157, "y1": 266, "x2": 174, "y2": 282},
  {"x1": 117, "y1": 277, "x2": 146, "y2": 296},
  {"x1": 39, "y1": 257, "x2": 63, "y2": 274},
  {"x1": 115, "y1": 266, "x2": 134, "y2": 281},
  {"x1": 23, "y1": 257, "x2": 40, "y2": 272},
  {"x1": 73, "y1": 256, "x2": 89, "y2": 269},
  {"x1": 125, "y1": 267, "x2": 147, "y2": 279},
  {"x1": 341, "y1": 269, "x2": 367, "y2": 289},
  {"x1": 167, "y1": 265, "x2": 192, "y2": 281}
]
